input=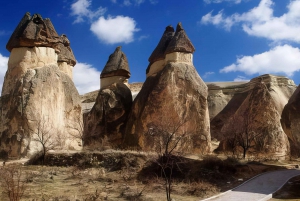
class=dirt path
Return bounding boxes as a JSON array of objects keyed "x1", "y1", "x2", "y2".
[{"x1": 202, "y1": 169, "x2": 300, "y2": 201}]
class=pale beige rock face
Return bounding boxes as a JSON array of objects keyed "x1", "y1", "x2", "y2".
[
  {"x1": 2, "y1": 47, "x2": 57, "y2": 95},
  {"x1": 147, "y1": 52, "x2": 192, "y2": 77},
  {"x1": 58, "y1": 62, "x2": 73, "y2": 79},
  {"x1": 207, "y1": 82, "x2": 248, "y2": 120},
  {"x1": 0, "y1": 47, "x2": 82, "y2": 158},
  {"x1": 100, "y1": 76, "x2": 129, "y2": 89}
]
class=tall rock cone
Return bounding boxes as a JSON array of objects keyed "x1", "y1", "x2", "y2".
[
  {"x1": 213, "y1": 75, "x2": 295, "y2": 158},
  {"x1": 84, "y1": 47, "x2": 132, "y2": 148},
  {"x1": 0, "y1": 13, "x2": 82, "y2": 159},
  {"x1": 124, "y1": 23, "x2": 211, "y2": 154}
]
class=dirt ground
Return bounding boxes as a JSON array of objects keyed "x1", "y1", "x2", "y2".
[{"x1": 0, "y1": 151, "x2": 299, "y2": 201}]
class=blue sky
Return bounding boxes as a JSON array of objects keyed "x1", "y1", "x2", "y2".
[{"x1": 1, "y1": 0, "x2": 300, "y2": 94}]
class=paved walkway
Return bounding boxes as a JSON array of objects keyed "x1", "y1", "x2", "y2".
[{"x1": 202, "y1": 169, "x2": 300, "y2": 201}]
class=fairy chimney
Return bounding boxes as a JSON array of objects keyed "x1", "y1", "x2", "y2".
[
  {"x1": 146, "y1": 23, "x2": 195, "y2": 77},
  {"x1": 124, "y1": 23, "x2": 210, "y2": 154},
  {"x1": 0, "y1": 13, "x2": 82, "y2": 159}
]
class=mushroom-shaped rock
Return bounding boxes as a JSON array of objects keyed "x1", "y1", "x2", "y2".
[
  {"x1": 100, "y1": 46, "x2": 130, "y2": 79},
  {"x1": 6, "y1": 13, "x2": 76, "y2": 66},
  {"x1": 165, "y1": 22, "x2": 195, "y2": 54},
  {"x1": 0, "y1": 13, "x2": 82, "y2": 159}
]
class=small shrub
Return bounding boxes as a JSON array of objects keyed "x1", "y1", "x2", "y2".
[{"x1": 0, "y1": 165, "x2": 26, "y2": 201}]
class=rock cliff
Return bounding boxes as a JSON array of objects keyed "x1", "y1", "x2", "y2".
[
  {"x1": 207, "y1": 81, "x2": 248, "y2": 120},
  {"x1": 124, "y1": 23, "x2": 211, "y2": 154},
  {"x1": 211, "y1": 74, "x2": 296, "y2": 158},
  {"x1": 0, "y1": 13, "x2": 82, "y2": 159}
]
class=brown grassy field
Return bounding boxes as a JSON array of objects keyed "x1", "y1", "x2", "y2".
[{"x1": 0, "y1": 151, "x2": 298, "y2": 201}]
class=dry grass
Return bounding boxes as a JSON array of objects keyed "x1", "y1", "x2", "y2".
[{"x1": 0, "y1": 151, "x2": 291, "y2": 201}]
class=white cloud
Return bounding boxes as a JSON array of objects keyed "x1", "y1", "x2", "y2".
[
  {"x1": 138, "y1": 35, "x2": 149, "y2": 41},
  {"x1": 204, "y1": 0, "x2": 242, "y2": 4},
  {"x1": 203, "y1": 71, "x2": 215, "y2": 78},
  {"x1": 123, "y1": 0, "x2": 146, "y2": 6},
  {"x1": 71, "y1": 0, "x2": 107, "y2": 23},
  {"x1": 234, "y1": 75, "x2": 249, "y2": 82},
  {"x1": 149, "y1": 0, "x2": 158, "y2": 4},
  {"x1": 201, "y1": 0, "x2": 300, "y2": 43},
  {"x1": 111, "y1": 0, "x2": 117, "y2": 3},
  {"x1": 90, "y1": 16, "x2": 139, "y2": 44},
  {"x1": 220, "y1": 45, "x2": 300, "y2": 76},
  {"x1": 0, "y1": 54, "x2": 8, "y2": 95},
  {"x1": 123, "y1": 0, "x2": 132, "y2": 6},
  {"x1": 73, "y1": 62, "x2": 101, "y2": 94}
]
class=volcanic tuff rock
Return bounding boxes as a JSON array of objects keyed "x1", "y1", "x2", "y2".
[
  {"x1": 211, "y1": 74, "x2": 296, "y2": 157},
  {"x1": 207, "y1": 81, "x2": 248, "y2": 120},
  {"x1": 281, "y1": 85, "x2": 300, "y2": 156},
  {"x1": 84, "y1": 47, "x2": 132, "y2": 147},
  {"x1": 6, "y1": 12, "x2": 75, "y2": 78},
  {"x1": 84, "y1": 83, "x2": 132, "y2": 147},
  {"x1": 124, "y1": 23, "x2": 211, "y2": 154},
  {"x1": 100, "y1": 47, "x2": 131, "y2": 89},
  {"x1": 0, "y1": 13, "x2": 82, "y2": 158},
  {"x1": 146, "y1": 23, "x2": 195, "y2": 77}
]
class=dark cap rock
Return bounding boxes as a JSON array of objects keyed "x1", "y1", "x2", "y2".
[
  {"x1": 100, "y1": 47, "x2": 131, "y2": 79},
  {"x1": 146, "y1": 25, "x2": 175, "y2": 74},
  {"x1": 148, "y1": 25, "x2": 175, "y2": 64},
  {"x1": 6, "y1": 12, "x2": 76, "y2": 65},
  {"x1": 165, "y1": 22, "x2": 195, "y2": 54}
]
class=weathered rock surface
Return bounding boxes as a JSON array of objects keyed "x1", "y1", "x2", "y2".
[
  {"x1": 165, "y1": 23, "x2": 195, "y2": 54},
  {"x1": 146, "y1": 23, "x2": 194, "y2": 77},
  {"x1": 211, "y1": 74, "x2": 296, "y2": 158},
  {"x1": 6, "y1": 12, "x2": 75, "y2": 78},
  {"x1": 0, "y1": 65, "x2": 82, "y2": 158},
  {"x1": 84, "y1": 47, "x2": 132, "y2": 148},
  {"x1": 0, "y1": 13, "x2": 82, "y2": 159},
  {"x1": 100, "y1": 47, "x2": 131, "y2": 89},
  {"x1": 101, "y1": 46, "x2": 130, "y2": 79},
  {"x1": 84, "y1": 83, "x2": 132, "y2": 147},
  {"x1": 124, "y1": 63, "x2": 211, "y2": 153},
  {"x1": 147, "y1": 26, "x2": 174, "y2": 68},
  {"x1": 124, "y1": 23, "x2": 210, "y2": 153},
  {"x1": 207, "y1": 81, "x2": 248, "y2": 120},
  {"x1": 281, "y1": 85, "x2": 300, "y2": 156}
]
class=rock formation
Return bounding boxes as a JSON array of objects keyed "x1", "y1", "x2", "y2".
[
  {"x1": 207, "y1": 81, "x2": 248, "y2": 120},
  {"x1": 281, "y1": 85, "x2": 300, "y2": 156},
  {"x1": 211, "y1": 74, "x2": 296, "y2": 158},
  {"x1": 124, "y1": 23, "x2": 211, "y2": 154},
  {"x1": 84, "y1": 47, "x2": 132, "y2": 147},
  {"x1": 100, "y1": 46, "x2": 131, "y2": 89},
  {"x1": 0, "y1": 13, "x2": 82, "y2": 159}
]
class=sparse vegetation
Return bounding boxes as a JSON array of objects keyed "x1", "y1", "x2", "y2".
[
  {"x1": 0, "y1": 164, "x2": 26, "y2": 201},
  {"x1": 0, "y1": 150, "x2": 295, "y2": 200}
]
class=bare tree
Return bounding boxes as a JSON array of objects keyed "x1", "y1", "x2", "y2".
[
  {"x1": 30, "y1": 116, "x2": 56, "y2": 164},
  {"x1": 66, "y1": 115, "x2": 84, "y2": 147},
  {"x1": 0, "y1": 165, "x2": 26, "y2": 201},
  {"x1": 146, "y1": 115, "x2": 206, "y2": 201}
]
